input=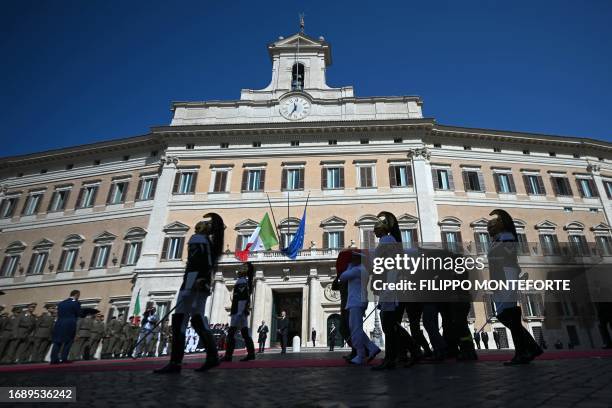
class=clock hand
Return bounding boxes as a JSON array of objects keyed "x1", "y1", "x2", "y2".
[{"x1": 291, "y1": 103, "x2": 297, "y2": 114}]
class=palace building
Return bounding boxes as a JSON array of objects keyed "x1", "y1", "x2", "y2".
[{"x1": 1, "y1": 30, "x2": 612, "y2": 350}]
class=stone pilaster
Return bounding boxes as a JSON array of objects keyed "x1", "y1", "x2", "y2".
[
  {"x1": 409, "y1": 147, "x2": 441, "y2": 242},
  {"x1": 308, "y1": 267, "x2": 320, "y2": 347},
  {"x1": 588, "y1": 163, "x2": 612, "y2": 227},
  {"x1": 209, "y1": 272, "x2": 226, "y2": 324}
]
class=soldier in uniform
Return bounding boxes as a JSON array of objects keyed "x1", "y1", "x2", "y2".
[
  {"x1": 157, "y1": 322, "x2": 170, "y2": 356},
  {"x1": 147, "y1": 317, "x2": 161, "y2": 357},
  {"x1": 101, "y1": 314, "x2": 122, "y2": 359},
  {"x1": 5, "y1": 303, "x2": 37, "y2": 363},
  {"x1": 71, "y1": 314, "x2": 93, "y2": 360},
  {"x1": 30, "y1": 306, "x2": 56, "y2": 363},
  {"x1": 129, "y1": 317, "x2": 140, "y2": 356},
  {"x1": 87, "y1": 313, "x2": 105, "y2": 360},
  {"x1": 114, "y1": 315, "x2": 130, "y2": 358},
  {"x1": 0, "y1": 307, "x2": 12, "y2": 362}
]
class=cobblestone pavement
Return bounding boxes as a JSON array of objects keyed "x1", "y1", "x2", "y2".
[{"x1": 1, "y1": 351, "x2": 611, "y2": 408}]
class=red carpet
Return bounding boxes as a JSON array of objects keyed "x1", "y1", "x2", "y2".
[{"x1": 1, "y1": 349, "x2": 611, "y2": 374}]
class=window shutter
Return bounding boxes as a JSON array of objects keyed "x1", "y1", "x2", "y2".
[
  {"x1": 564, "y1": 178, "x2": 573, "y2": 196},
  {"x1": 62, "y1": 190, "x2": 71, "y2": 210},
  {"x1": 462, "y1": 171, "x2": 470, "y2": 191},
  {"x1": 47, "y1": 192, "x2": 56, "y2": 212},
  {"x1": 241, "y1": 170, "x2": 248, "y2": 191},
  {"x1": 474, "y1": 232, "x2": 480, "y2": 249},
  {"x1": 90, "y1": 186, "x2": 99, "y2": 207},
  {"x1": 339, "y1": 231, "x2": 345, "y2": 248},
  {"x1": 456, "y1": 232, "x2": 463, "y2": 243},
  {"x1": 441, "y1": 231, "x2": 447, "y2": 244},
  {"x1": 58, "y1": 250, "x2": 66, "y2": 272},
  {"x1": 339, "y1": 167, "x2": 345, "y2": 188},
  {"x1": 322, "y1": 232, "x2": 328, "y2": 249},
  {"x1": 189, "y1": 172, "x2": 198, "y2": 193},
  {"x1": 389, "y1": 166, "x2": 397, "y2": 187},
  {"x1": 161, "y1": 238, "x2": 169, "y2": 260},
  {"x1": 121, "y1": 182, "x2": 129, "y2": 202},
  {"x1": 177, "y1": 237, "x2": 185, "y2": 259},
  {"x1": 406, "y1": 166, "x2": 413, "y2": 187},
  {"x1": 135, "y1": 179, "x2": 143, "y2": 200},
  {"x1": 101, "y1": 246, "x2": 109, "y2": 267},
  {"x1": 523, "y1": 175, "x2": 532, "y2": 195},
  {"x1": 536, "y1": 176, "x2": 546, "y2": 195},
  {"x1": 0, "y1": 257, "x2": 8, "y2": 276},
  {"x1": 321, "y1": 168, "x2": 327, "y2": 190},
  {"x1": 606, "y1": 182, "x2": 612, "y2": 199},
  {"x1": 259, "y1": 170, "x2": 266, "y2": 191},
  {"x1": 551, "y1": 177, "x2": 559, "y2": 196},
  {"x1": 90, "y1": 247, "x2": 98, "y2": 268},
  {"x1": 447, "y1": 170, "x2": 455, "y2": 190},
  {"x1": 507, "y1": 174, "x2": 516, "y2": 193},
  {"x1": 477, "y1": 172, "x2": 485, "y2": 192},
  {"x1": 150, "y1": 178, "x2": 157, "y2": 199},
  {"x1": 431, "y1": 169, "x2": 439, "y2": 189},
  {"x1": 121, "y1": 243, "x2": 129, "y2": 266},
  {"x1": 106, "y1": 184, "x2": 114, "y2": 204},
  {"x1": 298, "y1": 169, "x2": 304, "y2": 189},
  {"x1": 493, "y1": 174, "x2": 501, "y2": 193},
  {"x1": 281, "y1": 168, "x2": 287, "y2": 190},
  {"x1": 76, "y1": 187, "x2": 84, "y2": 208},
  {"x1": 26, "y1": 255, "x2": 35, "y2": 274},
  {"x1": 235, "y1": 235, "x2": 242, "y2": 251},
  {"x1": 172, "y1": 173, "x2": 181, "y2": 193},
  {"x1": 589, "y1": 180, "x2": 599, "y2": 197},
  {"x1": 21, "y1": 197, "x2": 29, "y2": 215},
  {"x1": 71, "y1": 249, "x2": 79, "y2": 270}
]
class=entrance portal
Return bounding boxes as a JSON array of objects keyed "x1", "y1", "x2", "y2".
[{"x1": 271, "y1": 290, "x2": 303, "y2": 345}]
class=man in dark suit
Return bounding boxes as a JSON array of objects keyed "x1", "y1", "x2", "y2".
[
  {"x1": 473, "y1": 329, "x2": 481, "y2": 349},
  {"x1": 50, "y1": 290, "x2": 82, "y2": 364},
  {"x1": 328, "y1": 323, "x2": 337, "y2": 351},
  {"x1": 257, "y1": 320, "x2": 268, "y2": 353},
  {"x1": 311, "y1": 328, "x2": 316, "y2": 347},
  {"x1": 277, "y1": 311, "x2": 289, "y2": 354},
  {"x1": 481, "y1": 331, "x2": 490, "y2": 350}
]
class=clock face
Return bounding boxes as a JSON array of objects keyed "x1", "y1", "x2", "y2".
[{"x1": 280, "y1": 96, "x2": 311, "y2": 120}]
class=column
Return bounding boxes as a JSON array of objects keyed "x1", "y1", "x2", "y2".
[
  {"x1": 588, "y1": 163, "x2": 612, "y2": 227},
  {"x1": 135, "y1": 156, "x2": 179, "y2": 270},
  {"x1": 409, "y1": 148, "x2": 441, "y2": 242},
  {"x1": 209, "y1": 272, "x2": 226, "y2": 324},
  {"x1": 308, "y1": 267, "x2": 320, "y2": 347},
  {"x1": 251, "y1": 269, "x2": 266, "y2": 338}
]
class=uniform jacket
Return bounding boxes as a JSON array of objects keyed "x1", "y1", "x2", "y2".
[
  {"x1": 90, "y1": 320, "x2": 105, "y2": 340},
  {"x1": 230, "y1": 276, "x2": 251, "y2": 315},
  {"x1": 76, "y1": 317, "x2": 93, "y2": 338},
  {"x1": 14, "y1": 311, "x2": 36, "y2": 339},
  {"x1": 257, "y1": 325, "x2": 268, "y2": 341},
  {"x1": 34, "y1": 314, "x2": 55, "y2": 339},
  {"x1": 52, "y1": 298, "x2": 82, "y2": 343},
  {"x1": 182, "y1": 234, "x2": 214, "y2": 295},
  {"x1": 339, "y1": 263, "x2": 368, "y2": 310},
  {"x1": 277, "y1": 317, "x2": 289, "y2": 334},
  {"x1": 0, "y1": 315, "x2": 16, "y2": 339}
]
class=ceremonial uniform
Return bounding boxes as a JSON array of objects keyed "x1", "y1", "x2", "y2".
[
  {"x1": 31, "y1": 312, "x2": 55, "y2": 362},
  {"x1": 134, "y1": 310, "x2": 159, "y2": 358},
  {"x1": 71, "y1": 316, "x2": 93, "y2": 360},
  {"x1": 101, "y1": 317, "x2": 122, "y2": 358},
  {"x1": 222, "y1": 271, "x2": 256, "y2": 362},
  {"x1": 5, "y1": 309, "x2": 36, "y2": 363},
  {"x1": 87, "y1": 318, "x2": 105, "y2": 359},
  {"x1": 158, "y1": 324, "x2": 170, "y2": 356}
]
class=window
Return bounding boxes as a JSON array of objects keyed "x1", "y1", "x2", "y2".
[
  {"x1": 77, "y1": 184, "x2": 99, "y2": 208},
  {"x1": 523, "y1": 150, "x2": 530, "y2": 155},
  {"x1": 549, "y1": 152, "x2": 556, "y2": 157},
  {"x1": 236, "y1": 234, "x2": 251, "y2": 251},
  {"x1": 40, "y1": 169, "x2": 47, "y2": 174},
  {"x1": 517, "y1": 233, "x2": 529, "y2": 255},
  {"x1": 328, "y1": 140, "x2": 337, "y2": 145},
  {"x1": 539, "y1": 234, "x2": 560, "y2": 255},
  {"x1": 121, "y1": 242, "x2": 142, "y2": 266},
  {"x1": 48, "y1": 188, "x2": 71, "y2": 212},
  {"x1": 66, "y1": 164, "x2": 74, "y2": 170},
  {"x1": 281, "y1": 233, "x2": 296, "y2": 248},
  {"x1": 323, "y1": 231, "x2": 344, "y2": 249},
  {"x1": 604, "y1": 181, "x2": 612, "y2": 199},
  {"x1": 434, "y1": 143, "x2": 441, "y2": 148},
  {"x1": 90, "y1": 245, "x2": 111, "y2": 269},
  {"x1": 596, "y1": 236, "x2": 612, "y2": 256},
  {"x1": 22, "y1": 192, "x2": 43, "y2": 216},
  {"x1": 573, "y1": 153, "x2": 580, "y2": 159},
  {"x1": 389, "y1": 165, "x2": 413, "y2": 187},
  {"x1": 0, "y1": 196, "x2": 19, "y2": 218},
  {"x1": 523, "y1": 175, "x2": 546, "y2": 195},
  {"x1": 576, "y1": 178, "x2": 598, "y2": 198},
  {"x1": 401, "y1": 229, "x2": 417, "y2": 249},
  {"x1": 252, "y1": 141, "x2": 261, "y2": 148},
  {"x1": 291, "y1": 63, "x2": 304, "y2": 90},
  {"x1": 107, "y1": 181, "x2": 129, "y2": 205},
  {"x1": 136, "y1": 176, "x2": 157, "y2": 201},
  {"x1": 291, "y1": 140, "x2": 300, "y2": 147},
  {"x1": 443, "y1": 231, "x2": 462, "y2": 253},
  {"x1": 568, "y1": 234, "x2": 588, "y2": 256},
  {"x1": 1, "y1": 255, "x2": 20, "y2": 277},
  {"x1": 462, "y1": 170, "x2": 484, "y2": 192},
  {"x1": 474, "y1": 232, "x2": 491, "y2": 253},
  {"x1": 162, "y1": 237, "x2": 184, "y2": 260},
  {"x1": 58, "y1": 248, "x2": 79, "y2": 272},
  {"x1": 123, "y1": 155, "x2": 130, "y2": 161},
  {"x1": 93, "y1": 160, "x2": 101, "y2": 165},
  {"x1": 283, "y1": 168, "x2": 304, "y2": 191},
  {"x1": 27, "y1": 252, "x2": 48, "y2": 275},
  {"x1": 362, "y1": 229, "x2": 377, "y2": 249},
  {"x1": 432, "y1": 168, "x2": 454, "y2": 190},
  {"x1": 173, "y1": 171, "x2": 197, "y2": 194},
  {"x1": 493, "y1": 173, "x2": 516, "y2": 193},
  {"x1": 358, "y1": 166, "x2": 375, "y2": 188},
  {"x1": 242, "y1": 169, "x2": 265, "y2": 192},
  {"x1": 551, "y1": 177, "x2": 573, "y2": 196},
  {"x1": 322, "y1": 167, "x2": 344, "y2": 189},
  {"x1": 212, "y1": 171, "x2": 229, "y2": 193},
  {"x1": 523, "y1": 294, "x2": 544, "y2": 318}
]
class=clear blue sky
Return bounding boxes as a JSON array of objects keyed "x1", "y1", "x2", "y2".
[{"x1": 1, "y1": 0, "x2": 611, "y2": 157}]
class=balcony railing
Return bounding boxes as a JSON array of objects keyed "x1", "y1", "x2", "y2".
[{"x1": 220, "y1": 248, "x2": 342, "y2": 263}]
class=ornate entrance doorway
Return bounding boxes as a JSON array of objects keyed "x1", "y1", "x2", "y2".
[{"x1": 271, "y1": 290, "x2": 303, "y2": 345}]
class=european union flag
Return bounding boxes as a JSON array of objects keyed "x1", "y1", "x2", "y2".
[{"x1": 282, "y1": 210, "x2": 306, "y2": 259}]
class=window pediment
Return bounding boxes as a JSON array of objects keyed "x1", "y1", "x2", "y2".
[
  {"x1": 163, "y1": 221, "x2": 190, "y2": 234},
  {"x1": 93, "y1": 231, "x2": 117, "y2": 243},
  {"x1": 63, "y1": 234, "x2": 85, "y2": 247},
  {"x1": 5, "y1": 241, "x2": 26, "y2": 253},
  {"x1": 33, "y1": 238, "x2": 54, "y2": 250},
  {"x1": 124, "y1": 227, "x2": 147, "y2": 241},
  {"x1": 320, "y1": 216, "x2": 347, "y2": 228},
  {"x1": 535, "y1": 220, "x2": 557, "y2": 231}
]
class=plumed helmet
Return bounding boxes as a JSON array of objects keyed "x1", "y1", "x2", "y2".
[
  {"x1": 376, "y1": 211, "x2": 402, "y2": 243},
  {"x1": 489, "y1": 209, "x2": 518, "y2": 241},
  {"x1": 202, "y1": 212, "x2": 225, "y2": 259}
]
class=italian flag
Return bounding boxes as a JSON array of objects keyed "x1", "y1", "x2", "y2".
[{"x1": 236, "y1": 213, "x2": 279, "y2": 261}]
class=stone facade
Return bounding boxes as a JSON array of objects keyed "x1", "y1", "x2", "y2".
[{"x1": 1, "y1": 32, "x2": 612, "y2": 350}]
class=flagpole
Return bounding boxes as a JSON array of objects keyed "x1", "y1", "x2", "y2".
[{"x1": 286, "y1": 189, "x2": 290, "y2": 248}]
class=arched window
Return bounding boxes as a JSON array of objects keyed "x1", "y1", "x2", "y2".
[
  {"x1": 292, "y1": 63, "x2": 305, "y2": 90},
  {"x1": 535, "y1": 220, "x2": 559, "y2": 255}
]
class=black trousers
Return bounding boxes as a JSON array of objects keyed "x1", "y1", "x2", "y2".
[
  {"x1": 170, "y1": 313, "x2": 218, "y2": 364},
  {"x1": 405, "y1": 303, "x2": 432, "y2": 354},
  {"x1": 497, "y1": 306, "x2": 540, "y2": 357},
  {"x1": 381, "y1": 305, "x2": 419, "y2": 362},
  {"x1": 258, "y1": 339, "x2": 266, "y2": 353},
  {"x1": 279, "y1": 331, "x2": 288, "y2": 353},
  {"x1": 225, "y1": 327, "x2": 255, "y2": 358}
]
